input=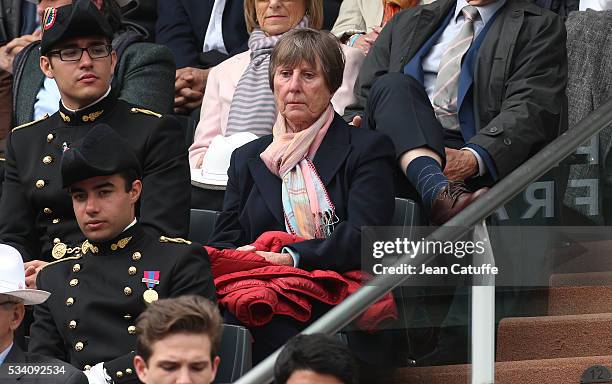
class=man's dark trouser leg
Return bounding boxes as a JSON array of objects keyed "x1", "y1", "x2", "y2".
[{"x1": 364, "y1": 73, "x2": 447, "y2": 165}]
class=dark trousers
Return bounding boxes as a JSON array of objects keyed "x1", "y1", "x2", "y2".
[{"x1": 365, "y1": 73, "x2": 468, "y2": 164}]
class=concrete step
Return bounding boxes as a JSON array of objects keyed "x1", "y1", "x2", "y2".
[
  {"x1": 385, "y1": 355, "x2": 612, "y2": 384},
  {"x1": 496, "y1": 313, "x2": 612, "y2": 362}
]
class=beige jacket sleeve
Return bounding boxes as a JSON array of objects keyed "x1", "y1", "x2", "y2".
[
  {"x1": 331, "y1": 0, "x2": 436, "y2": 40},
  {"x1": 331, "y1": 0, "x2": 383, "y2": 40}
]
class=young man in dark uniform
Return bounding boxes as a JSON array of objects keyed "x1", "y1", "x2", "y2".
[
  {"x1": 0, "y1": 1, "x2": 190, "y2": 281},
  {"x1": 28, "y1": 124, "x2": 215, "y2": 384}
]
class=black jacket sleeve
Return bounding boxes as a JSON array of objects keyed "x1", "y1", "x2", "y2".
[
  {"x1": 468, "y1": 13, "x2": 568, "y2": 178},
  {"x1": 140, "y1": 115, "x2": 191, "y2": 238},
  {"x1": 28, "y1": 270, "x2": 68, "y2": 361},
  {"x1": 0, "y1": 132, "x2": 39, "y2": 261}
]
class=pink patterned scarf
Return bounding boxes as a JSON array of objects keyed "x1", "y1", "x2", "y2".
[{"x1": 260, "y1": 105, "x2": 337, "y2": 239}]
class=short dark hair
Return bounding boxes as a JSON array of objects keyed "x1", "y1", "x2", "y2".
[
  {"x1": 274, "y1": 334, "x2": 358, "y2": 384},
  {"x1": 269, "y1": 28, "x2": 345, "y2": 95},
  {"x1": 135, "y1": 295, "x2": 223, "y2": 363},
  {"x1": 118, "y1": 169, "x2": 139, "y2": 192}
]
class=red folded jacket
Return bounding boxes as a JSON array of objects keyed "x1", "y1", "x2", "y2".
[{"x1": 208, "y1": 231, "x2": 398, "y2": 332}]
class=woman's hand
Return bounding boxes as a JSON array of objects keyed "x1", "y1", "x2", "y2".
[
  {"x1": 236, "y1": 245, "x2": 256, "y2": 252},
  {"x1": 236, "y1": 245, "x2": 293, "y2": 265},
  {"x1": 255, "y1": 251, "x2": 294, "y2": 266},
  {"x1": 350, "y1": 27, "x2": 381, "y2": 55}
]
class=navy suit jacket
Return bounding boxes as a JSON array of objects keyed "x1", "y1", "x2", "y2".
[
  {"x1": 155, "y1": 0, "x2": 249, "y2": 68},
  {"x1": 209, "y1": 114, "x2": 396, "y2": 273}
]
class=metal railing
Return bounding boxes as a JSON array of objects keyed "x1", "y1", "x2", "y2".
[{"x1": 235, "y1": 98, "x2": 612, "y2": 384}]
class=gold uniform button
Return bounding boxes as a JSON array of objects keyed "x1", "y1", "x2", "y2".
[
  {"x1": 128, "y1": 266, "x2": 137, "y2": 275},
  {"x1": 47, "y1": 133, "x2": 54, "y2": 142},
  {"x1": 43, "y1": 208, "x2": 52, "y2": 214},
  {"x1": 124, "y1": 287, "x2": 132, "y2": 296},
  {"x1": 53, "y1": 238, "x2": 61, "y2": 244},
  {"x1": 70, "y1": 278, "x2": 78, "y2": 287},
  {"x1": 74, "y1": 342, "x2": 84, "y2": 351},
  {"x1": 52, "y1": 218, "x2": 60, "y2": 224},
  {"x1": 68, "y1": 320, "x2": 77, "y2": 329},
  {"x1": 84, "y1": 365, "x2": 91, "y2": 371},
  {"x1": 125, "y1": 368, "x2": 133, "y2": 375},
  {"x1": 35, "y1": 180, "x2": 45, "y2": 189},
  {"x1": 127, "y1": 325, "x2": 136, "y2": 334},
  {"x1": 116, "y1": 371, "x2": 124, "y2": 378},
  {"x1": 132, "y1": 252, "x2": 141, "y2": 261},
  {"x1": 72, "y1": 264, "x2": 81, "y2": 273},
  {"x1": 66, "y1": 297, "x2": 74, "y2": 306},
  {"x1": 42, "y1": 155, "x2": 53, "y2": 165}
]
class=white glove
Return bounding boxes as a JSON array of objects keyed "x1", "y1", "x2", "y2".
[{"x1": 83, "y1": 362, "x2": 111, "y2": 384}]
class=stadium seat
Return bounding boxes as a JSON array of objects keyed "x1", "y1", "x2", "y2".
[
  {"x1": 214, "y1": 324, "x2": 253, "y2": 384},
  {"x1": 173, "y1": 114, "x2": 198, "y2": 148},
  {"x1": 189, "y1": 208, "x2": 220, "y2": 245}
]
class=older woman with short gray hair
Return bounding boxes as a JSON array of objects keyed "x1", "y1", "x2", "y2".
[{"x1": 209, "y1": 28, "x2": 396, "y2": 362}]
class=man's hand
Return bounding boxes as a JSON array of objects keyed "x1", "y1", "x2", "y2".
[
  {"x1": 173, "y1": 67, "x2": 210, "y2": 114},
  {"x1": 350, "y1": 115, "x2": 362, "y2": 127},
  {"x1": 444, "y1": 148, "x2": 478, "y2": 181},
  {"x1": 24, "y1": 260, "x2": 48, "y2": 289},
  {"x1": 351, "y1": 27, "x2": 381, "y2": 55},
  {"x1": 255, "y1": 251, "x2": 294, "y2": 266},
  {"x1": 0, "y1": 31, "x2": 41, "y2": 73}
]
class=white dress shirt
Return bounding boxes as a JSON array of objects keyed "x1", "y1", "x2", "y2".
[
  {"x1": 203, "y1": 0, "x2": 228, "y2": 54},
  {"x1": 0, "y1": 343, "x2": 13, "y2": 364},
  {"x1": 34, "y1": 77, "x2": 62, "y2": 120}
]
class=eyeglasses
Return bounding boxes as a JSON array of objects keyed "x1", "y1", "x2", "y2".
[{"x1": 47, "y1": 44, "x2": 112, "y2": 62}]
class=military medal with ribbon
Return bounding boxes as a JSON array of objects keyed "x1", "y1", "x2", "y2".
[{"x1": 141, "y1": 271, "x2": 160, "y2": 304}]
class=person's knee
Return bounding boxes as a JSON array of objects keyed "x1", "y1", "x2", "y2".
[{"x1": 371, "y1": 73, "x2": 421, "y2": 99}]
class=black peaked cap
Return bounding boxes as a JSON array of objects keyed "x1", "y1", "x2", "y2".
[
  {"x1": 40, "y1": 0, "x2": 113, "y2": 56},
  {"x1": 61, "y1": 124, "x2": 142, "y2": 188}
]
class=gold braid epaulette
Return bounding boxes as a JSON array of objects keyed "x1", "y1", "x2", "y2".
[
  {"x1": 130, "y1": 108, "x2": 162, "y2": 118},
  {"x1": 159, "y1": 236, "x2": 192, "y2": 245},
  {"x1": 12, "y1": 114, "x2": 49, "y2": 132},
  {"x1": 40, "y1": 255, "x2": 82, "y2": 270}
]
